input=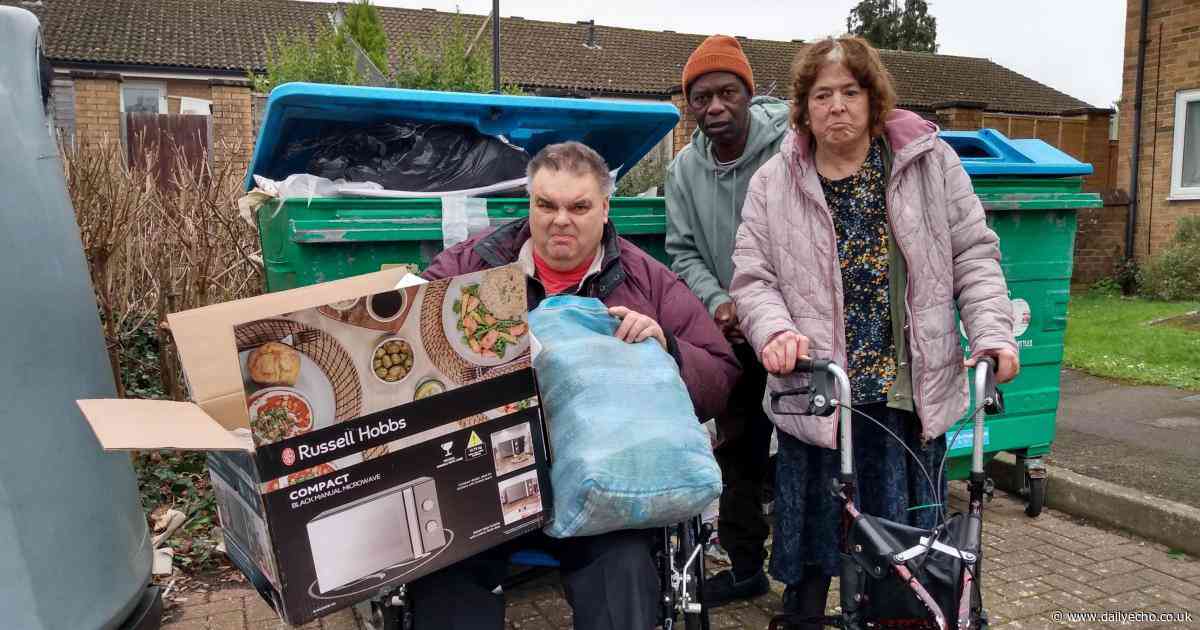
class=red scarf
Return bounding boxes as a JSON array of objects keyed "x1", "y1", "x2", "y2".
[{"x1": 532, "y1": 248, "x2": 593, "y2": 295}]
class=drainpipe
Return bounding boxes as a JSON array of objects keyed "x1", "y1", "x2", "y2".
[{"x1": 1126, "y1": 0, "x2": 1150, "y2": 266}]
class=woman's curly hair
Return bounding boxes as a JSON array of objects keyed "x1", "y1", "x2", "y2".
[{"x1": 789, "y1": 36, "x2": 897, "y2": 138}]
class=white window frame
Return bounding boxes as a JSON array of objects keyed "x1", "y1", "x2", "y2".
[
  {"x1": 119, "y1": 80, "x2": 167, "y2": 114},
  {"x1": 1170, "y1": 88, "x2": 1200, "y2": 200}
]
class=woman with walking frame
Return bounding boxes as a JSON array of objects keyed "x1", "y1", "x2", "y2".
[{"x1": 729, "y1": 36, "x2": 1019, "y2": 628}]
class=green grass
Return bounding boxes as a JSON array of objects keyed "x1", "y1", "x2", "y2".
[{"x1": 1064, "y1": 291, "x2": 1200, "y2": 391}]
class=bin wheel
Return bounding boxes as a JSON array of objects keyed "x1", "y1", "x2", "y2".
[{"x1": 1024, "y1": 474, "x2": 1046, "y2": 518}]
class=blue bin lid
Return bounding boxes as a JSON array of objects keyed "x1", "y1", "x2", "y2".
[
  {"x1": 939, "y1": 128, "x2": 1093, "y2": 177},
  {"x1": 246, "y1": 83, "x2": 681, "y2": 190}
]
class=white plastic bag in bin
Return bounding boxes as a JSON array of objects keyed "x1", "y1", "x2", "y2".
[{"x1": 442, "y1": 196, "x2": 490, "y2": 248}]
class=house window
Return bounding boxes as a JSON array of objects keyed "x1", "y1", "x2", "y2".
[
  {"x1": 1171, "y1": 88, "x2": 1200, "y2": 200},
  {"x1": 121, "y1": 82, "x2": 165, "y2": 114}
]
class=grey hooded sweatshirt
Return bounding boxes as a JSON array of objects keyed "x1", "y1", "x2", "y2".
[{"x1": 665, "y1": 96, "x2": 790, "y2": 315}]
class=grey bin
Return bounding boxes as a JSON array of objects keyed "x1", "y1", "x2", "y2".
[{"x1": 0, "y1": 7, "x2": 156, "y2": 629}]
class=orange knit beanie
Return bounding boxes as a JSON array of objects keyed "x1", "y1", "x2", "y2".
[{"x1": 682, "y1": 35, "x2": 755, "y2": 96}]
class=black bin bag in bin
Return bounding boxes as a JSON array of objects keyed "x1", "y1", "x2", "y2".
[{"x1": 286, "y1": 120, "x2": 530, "y2": 192}]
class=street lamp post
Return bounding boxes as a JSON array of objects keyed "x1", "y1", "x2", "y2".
[{"x1": 492, "y1": 0, "x2": 501, "y2": 93}]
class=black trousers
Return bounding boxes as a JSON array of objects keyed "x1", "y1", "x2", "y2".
[
  {"x1": 409, "y1": 529, "x2": 660, "y2": 630},
  {"x1": 713, "y1": 342, "x2": 774, "y2": 578}
]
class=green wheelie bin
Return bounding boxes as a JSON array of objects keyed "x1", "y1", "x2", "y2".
[
  {"x1": 939, "y1": 129, "x2": 1101, "y2": 517},
  {"x1": 257, "y1": 196, "x2": 669, "y2": 290}
]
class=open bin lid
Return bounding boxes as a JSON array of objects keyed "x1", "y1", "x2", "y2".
[
  {"x1": 246, "y1": 83, "x2": 681, "y2": 191},
  {"x1": 940, "y1": 128, "x2": 1093, "y2": 177}
]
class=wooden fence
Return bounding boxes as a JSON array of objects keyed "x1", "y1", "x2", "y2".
[{"x1": 124, "y1": 113, "x2": 210, "y2": 187}]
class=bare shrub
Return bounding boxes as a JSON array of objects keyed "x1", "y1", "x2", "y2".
[{"x1": 61, "y1": 133, "x2": 263, "y2": 400}]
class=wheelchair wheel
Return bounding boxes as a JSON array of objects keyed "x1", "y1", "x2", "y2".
[
  {"x1": 362, "y1": 587, "x2": 412, "y2": 630},
  {"x1": 676, "y1": 520, "x2": 710, "y2": 630},
  {"x1": 365, "y1": 599, "x2": 410, "y2": 630}
]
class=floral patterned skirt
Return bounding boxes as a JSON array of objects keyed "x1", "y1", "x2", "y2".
[{"x1": 769, "y1": 402, "x2": 948, "y2": 583}]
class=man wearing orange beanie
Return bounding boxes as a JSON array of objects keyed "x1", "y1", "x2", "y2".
[{"x1": 665, "y1": 34, "x2": 790, "y2": 608}]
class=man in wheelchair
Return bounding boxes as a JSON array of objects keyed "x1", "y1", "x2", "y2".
[{"x1": 408, "y1": 141, "x2": 740, "y2": 629}]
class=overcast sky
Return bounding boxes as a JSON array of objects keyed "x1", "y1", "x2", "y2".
[{"x1": 341, "y1": 0, "x2": 1126, "y2": 108}]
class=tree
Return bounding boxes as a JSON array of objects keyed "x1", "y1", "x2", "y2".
[
  {"x1": 846, "y1": 0, "x2": 938, "y2": 53},
  {"x1": 250, "y1": 22, "x2": 362, "y2": 93},
  {"x1": 250, "y1": 11, "x2": 519, "y2": 95},
  {"x1": 344, "y1": 0, "x2": 390, "y2": 74},
  {"x1": 848, "y1": 0, "x2": 897, "y2": 51},
  {"x1": 392, "y1": 14, "x2": 522, "y2": 94}
]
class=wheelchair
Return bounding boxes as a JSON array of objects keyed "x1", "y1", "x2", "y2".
[{"x1": 361, "y1": 516, "x2": 714, "y2": 630}]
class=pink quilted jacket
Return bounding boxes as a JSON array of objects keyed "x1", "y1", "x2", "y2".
[{"x1": 730, "y1": 109, "x2": 1017, "y2": 448}]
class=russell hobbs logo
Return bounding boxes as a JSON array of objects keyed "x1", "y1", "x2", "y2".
[{"x1": 286, "y1": 417, "x2": 410, "y2": 465}]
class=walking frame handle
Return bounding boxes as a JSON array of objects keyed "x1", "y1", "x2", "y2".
[
  {"x1": 792, "y1": 357, "x2": 816, "y2": 374},
  {"x1": 768, "y1": 359, "x2": 835, "y2": 417},
  {"x1": 767, "y1": 359, "x2": 855, "y2": 477},
  {"x1": 971, "y1": 357, "x2": 1004, "y2": 475}
]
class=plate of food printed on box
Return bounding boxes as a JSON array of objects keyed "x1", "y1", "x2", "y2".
[
  {"x1": 441, "y1": 267, "x2": 530, "y2": 367},
  {"x1": 235, "y1": 321, "x2": 363, "y2": 473}
]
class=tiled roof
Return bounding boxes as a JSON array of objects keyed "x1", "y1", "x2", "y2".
[
  {"x1": 5, "y1": 0, "x2": 1095, "y2": 114},
  {"x1": 8, "y1": 0, "x2": 326, "y2": 73}
]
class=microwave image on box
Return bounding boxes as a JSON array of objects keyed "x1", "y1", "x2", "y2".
[
  {"x1": 497, "y1": 469, "x2": 542, "y2": 526},
  {"x1": 307, "y1": 477, "x2": 447, "y2": 593},
  {"x1": 491, "y1": 422, "x2": 535, "y2": 477},
  {"x1": 498, "y1": 436, "x2": 526, "y2": 456}
]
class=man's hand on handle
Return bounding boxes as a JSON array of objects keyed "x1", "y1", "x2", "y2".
[
  {"x1": 965, "y1": 348, "x2": 1020, "y2": 383},
  {"x1": 713, "y1": 301, "x2": 745, "y2": 343},
  {"x1": 608, "y1": 306, "x2": 668, "y2": 351},
  {"x1": 759, "y1": 330, "x2": 811, "y2": 375}
]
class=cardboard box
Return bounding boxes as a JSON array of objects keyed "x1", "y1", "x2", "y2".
[{"x1": 77, "y1": 266, "x2": 552, "y2": 626}]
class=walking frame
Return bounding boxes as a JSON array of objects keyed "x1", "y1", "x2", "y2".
[{"x1": 767, "y1": 358, "x2": 1003, "y2": 630}]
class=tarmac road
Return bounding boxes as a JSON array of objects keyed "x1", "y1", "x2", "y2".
[{"x1": 1050, "y1": 369, "x2": 1200, "y2": 508}]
